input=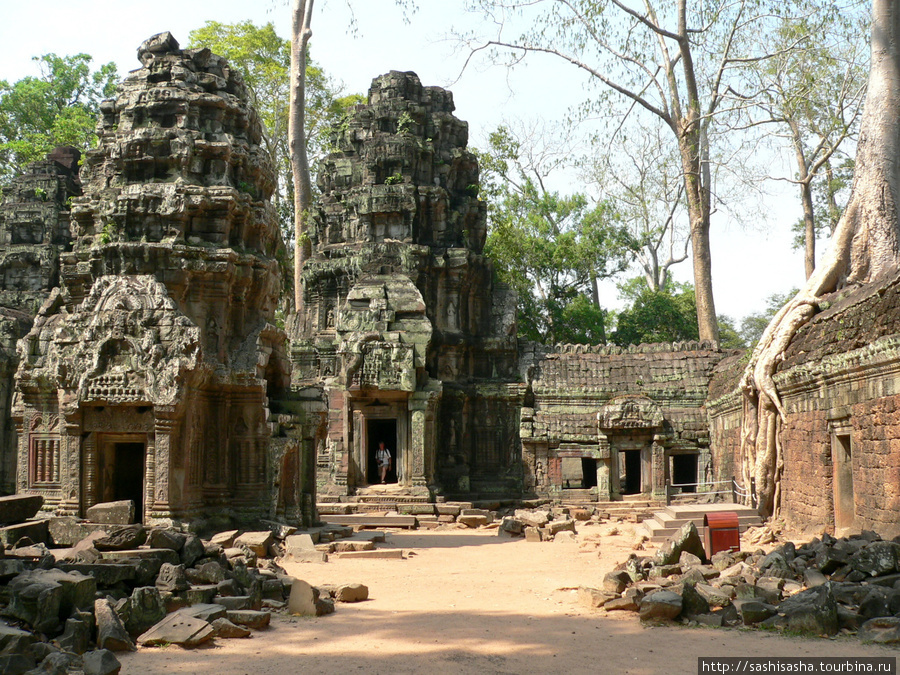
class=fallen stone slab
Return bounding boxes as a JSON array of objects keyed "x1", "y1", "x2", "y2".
[
  {"x1": 137, "y1": 613, "x2": 214, "y2": 648},
  {"x1": 175, "y1": 603, "x2": 228, "y2": 623},
  {"x1": 226, "y1": 610, "x2": 271, "y2": 629},
  {"x1": 155, "y1": 563, "x2": 190, "y2": 593},
  {"x1": 82, "y1": 649, "x2": 121, "y2": 675},
  {"x1": 56, "y1": 563, "x2": 137, "y2": 587},
  {"x1": 85, "y1": 501, "x2": 134, "y2": 526},
  {"x1": 333, "y1": 549, "x2": 404, "y2": 560},
  {"x1": 323, "y1": 515, "x2": 418, "y2": 529},
  {"x1": 0, "y1": 495, "x2": 43, "y2": 525},
  {"x1": 213, "y1": 595, "x2": 254, "y2": 611},
  {"x1": 47, "y1": 518, "x2": 108, "y2": 547},
  {"x1": 6, "y1": 571, "x2": 64, "y2": 632},
  {"x1": 289, "y1": 549, "x2": 328, "y2": 563},
  {"x1": 185, "y1": 585, "x2": 218, "y2": 606},
  {"x1": 284, "y1": 533, "x2": 317, "y2": 553},
  {"x1": 211, "y1": 617, "x2": 251, "y2": 639},
  {"x1": 333, "y1": 540, "x2": 375, "y2": 552},
  {"x1": 0, "y1": 520, "x2": 49, "y2": 547},
  {"x1": 261, "y1": 520, "x2": 297, "y2": 539},
  {"x1": 101, "y1": 548, "x2": 180, "y2": 565},
  {"x1": 350, "y1": 530, "x2": 388, "y2": 543}
]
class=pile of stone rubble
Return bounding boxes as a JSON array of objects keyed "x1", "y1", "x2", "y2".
[
  {"x1": 0, "y1": 496, "x2": 369, "y2": 675},
  {"x1": 581, "y1": 520, "x2": 900, "y2": 644}
]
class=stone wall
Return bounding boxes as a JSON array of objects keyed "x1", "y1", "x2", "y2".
[{"x1": 708, "y1": 269, "x2": 900, "y2": 537}]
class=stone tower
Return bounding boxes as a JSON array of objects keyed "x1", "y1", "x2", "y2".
[
  {"x1": 293, "y1": 71, "x2": 523, "y2": 500},
  {"x1": 12, "y1": 34, "x2": 300, "y2": 527},
  {"x1": 0, "y1": 146, "x2": 81, "y2": 494}
]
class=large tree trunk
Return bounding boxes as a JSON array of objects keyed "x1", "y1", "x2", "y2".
[
  {"x1": 290, "y1": 0, "x2": 314, "y2": 329},
  {"x1": 741, "y1": 0, "x2": 900, "y2": 518}
]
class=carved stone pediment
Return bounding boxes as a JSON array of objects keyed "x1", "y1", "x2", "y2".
[
  {"x1": 17, "y1": 275, "x2": 200, "y2": 406},
  {"x1": 598, "y1": 395, "x2": 663, "y2": 430}
]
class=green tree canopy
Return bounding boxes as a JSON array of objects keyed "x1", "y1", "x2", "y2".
[
  {"x1": 611, "y1": 278, "x2": 699, "y2": 347},
  {"x1": 480, "y1": 124, "x2": 636, "y2": 344},
  {"x1": 0, "y1": 53, "x2": 117, "y2": 187}
]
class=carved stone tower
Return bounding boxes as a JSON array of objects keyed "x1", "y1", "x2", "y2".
[
  {"x1": 293, "y1": 71, "x2": 523, "y2": 500},
  {"x1": 12, "y1": 34, "x2": 299, "y2": 526}
]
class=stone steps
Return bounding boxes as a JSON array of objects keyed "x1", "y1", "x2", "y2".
[
  {"x1": 635, "y1": 503, "x2": 763, "y2": 544},
  {"x1": 321, "y1": 514, "x2": 419, "y2": 529}
]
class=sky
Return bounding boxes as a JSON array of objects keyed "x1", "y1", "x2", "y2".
[{"x1": 0, "y1": 0, "x2": 817, "y2": 325}]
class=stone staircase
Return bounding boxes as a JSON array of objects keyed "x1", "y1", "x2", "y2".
[{"x1": 635, "y1": 503, "x2": 763, "y2": 544}]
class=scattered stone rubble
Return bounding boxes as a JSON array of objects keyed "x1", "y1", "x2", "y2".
[
  {"x1": 0, "y1": 496, "x2": 371, "y2": 675},
  {"x1": 581, "y1": 520, "x2": 900, "y2": 644}
]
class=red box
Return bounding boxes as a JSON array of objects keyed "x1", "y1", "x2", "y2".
[{"x1": 703, "y1": 511, "x2": 740, "y2": 558}]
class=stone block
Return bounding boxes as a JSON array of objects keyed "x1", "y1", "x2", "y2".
[
  {"x1": 59, "y1": 615, "x2": 91, "y2": 655},
  {"x1": 180, "y1": 535, "x2": 205, "y2": 567},
  {"x1": 234, "y1": 531, "x2": 274, "y2": 558},
  {"x1": 0, "y1": 495, "x2": 43, "y2": 525},
  {"x1": 0, "y1": 520, "x2": 49, "y2": 547},
  {"x1": 335, "y1": 583, "x2": 369, "y2": 602},
  {"x1": 289, "y1": 549, "x2": 328, "y2": 563},
  {"x1": 524, "y1": 527, "x2": 543, "y2": 543},
  {"x1": 185, "y1": 585, "x2": 218, "y2": 606},
  {"x1": 85, "y1": 501, "x2": 134, "y2": 526},
  {"x1": 214, "y1": 595, "x2": 254, "y2": 611},
  {"x1": 515, "y1": 510, "x2": 550, "y2": 528},
  {"x1": 156, "y1": 563, "x2": 190, "y2": 593},
  {"x1": 47, "y1": 518, "x2": 108, "y2": 547},
  {"x1": 94, "y1": 526, "x2": 147, "y2": 552},
  {"x1": 288, "y1": 580, "x2": 319, "y2": 616},
  {"x1": 6, "y1": 571, "x2": 64, "y2": 632},
  {"x1": 56, "y1": 563, "x2": 136, "y2": 587},
  {"x1": 176, "y1": 603, "x2": 227, "y2": 623},
  {"x1": 209, "y1": 530, "x2": 240, "y2": 548},
  {"x1": 333, "y1": 549, "x2": 404, "y2": 559},
  {"x1": 210, "y1": 617, "x2": 252, "y2": 639},
  {"x1": 457, "y1": 514, "x2": 489, "y2": 528},
  {"x1": 226, "y1": 610, "x2": 272, "y2": 629},
  {"x1": 578, "y1": 586, "x2": 615, "y2": 608},
  {"x1": 147, "y1": 528, "x2": 186, "y2": 552},
  {"x1": 95, "y1": 598, "x2": 135, "y2": 652},
  {"x1": 82, "y1": 649, "x2": 121, "y2": 675},
  {"x1": 638, "y1": 590, "x2": 683, "y2": 621},
  {"x1": 284, "y1": 533, "x2": 317, "y2": 553},
  {"x1": 860, "y1": 617, "x2": 900, "y2": 644},
  {"x1": 333, "y1": 540, "x2": 375, "y2": 552},
  {"x1": 137, "y1": 613, "x2": 215, "y2": 648},
  {"x1": 548, "y1": 519, "x2": 576, "y2": 536}
]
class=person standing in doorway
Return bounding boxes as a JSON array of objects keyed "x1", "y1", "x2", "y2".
[{"x1": 376, "y1": 441, "x2": 392, "y2": 484}]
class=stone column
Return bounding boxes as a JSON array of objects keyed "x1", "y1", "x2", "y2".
[
  {"x1": 144, "y1": 433, "x2": 156, "y2": 520},
  {"x1": 651, "y1": 434, "x2": 667, "y2": 501},
  {"x1": 59, "y1": 416, "x2": 81, "y2": 516},
  {"x1": 151, "y1": 407, "x2": 176, "y2": 521},
  {"x1": 82, "y1": 433, "x2": 98, "y2": 512}
]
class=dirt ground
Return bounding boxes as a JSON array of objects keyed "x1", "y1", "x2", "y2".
[{"x1": 117, "y1": 523, "x2": 897, "y2": 675}]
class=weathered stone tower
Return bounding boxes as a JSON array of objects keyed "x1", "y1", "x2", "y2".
[
  {"x1": 0, "y1": 147, "x2": 81, "y2": 494},
  {"x1": 12, "y1": 34, "x2": 303, "y2": 527},
  {"x1": 293, "y1": 71, "x2": 523, "y2": 500}
]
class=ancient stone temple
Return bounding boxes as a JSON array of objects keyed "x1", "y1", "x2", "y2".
[
  {"x1": 0, "y1": 147, "x2": 81, "y2": 494},
  {"x1": 519, "y1": 341, "x2": 735, "y2": 502},
  {"x1": 292, "y1": 71, "x2": 522, "y2": 500},
  {"x1": 9, "y1": 34, "x2": 308, "y2": 527}
]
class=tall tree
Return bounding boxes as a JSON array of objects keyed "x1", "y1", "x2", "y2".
[
  {"x1": 743, "y1": 9, "x2": 867, "y2": 278},
  {"x1": 290, "y1": 0, "x2": 316, "y2": 318},
  {"x1": 480, "y1": 123, "x2": 637, "y2": 343},
  {"x1": 743, "y1": 0, "x2": 900, "y2": 518},
  {"x1": 588, "y1": 122, "x2": 689, "y2": 293},
  {"x1": 0, "y1": 53, "x2": 117, "y2": 188},
  {"x1": 462, "y1": 0, "x2": 836, "y2": 344}
]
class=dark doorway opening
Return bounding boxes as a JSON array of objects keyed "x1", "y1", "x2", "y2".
[
  {"x1": 581, "y1": 458, "x2": 598, "y2": 489},
  {"x1": 99, "y1": 441, "x2": 145, "y2": 522},
  {"x1": 367, "y1": 419, "x2": 398, "y2": 484},
  {"x1": 621, "y1": 450, "x2": 642, "y2": 495},
  {"x1": 672, "y1": 453, "x2": 698, "y2": 493},
  {"x1": 833, "y1": 433, "x2": 855, "y2": 530}
]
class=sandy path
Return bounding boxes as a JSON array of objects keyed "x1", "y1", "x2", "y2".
[{"x1": 117, "y1": 526, "x2": 897, "y2": 675}]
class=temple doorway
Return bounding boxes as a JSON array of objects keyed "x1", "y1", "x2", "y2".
[
  {"x1": 832, "y1": 433, "x2": 856, "y2": 530},
  {"x1": 98, "y1": 436, "x2": 145, "y2": 521},
  {"x1": 367, "y1": 418, "x2": 398, "y2": 484},
  {"x1": 620, "y1": 449, "x2": 642, "y2": 495},
  {"x1": 671, "y1": 453, "x2": 699, "y2": 492}
]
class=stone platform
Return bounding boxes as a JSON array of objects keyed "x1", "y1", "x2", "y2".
[{"x1": 635, "y1": 503, "x2": 762, "y2": 544}]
